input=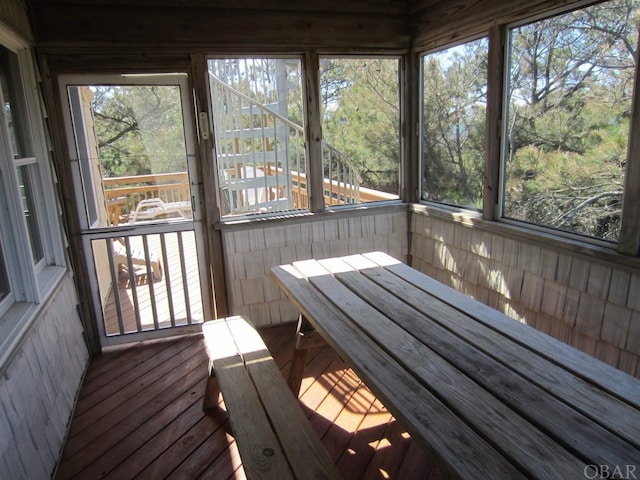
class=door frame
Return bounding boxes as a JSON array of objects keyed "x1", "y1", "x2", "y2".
[{"x1": 56, "y1": 72, "x2": 217, "y2": 346}]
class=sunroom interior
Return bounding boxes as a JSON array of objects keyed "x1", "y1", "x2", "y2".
[{"x1": 2, "y1": 0, "x2": 640, "y2": 478}]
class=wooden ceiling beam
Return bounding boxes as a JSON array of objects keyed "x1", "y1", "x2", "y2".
[{"x1": 31, "y1": 5, "x2": 409, "y2": 51}]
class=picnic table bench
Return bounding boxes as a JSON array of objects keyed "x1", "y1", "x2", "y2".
[
  {"x1": 202, "y1": 315, "x2": 341, "y2": 480},
  {"x1": 270, "y1": 251, "x2": 640, "y2": 480}
]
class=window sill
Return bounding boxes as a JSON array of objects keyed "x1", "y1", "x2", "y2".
[
  {"x1": 215, "y1": 202, "x2": 408, "y2": 231},
  {"x1": 0, "y1": 266, "x2": 68, "y2": 375}
]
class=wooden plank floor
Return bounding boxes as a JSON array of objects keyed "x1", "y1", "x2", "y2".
[{"x1": 54, "y1": 324, "x2": 446, "y2": 479}]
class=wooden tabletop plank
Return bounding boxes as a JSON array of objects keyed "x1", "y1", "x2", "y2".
[
  {"x1": 332, "y1": 256, "x2": 640, "y2": 468},
  {"x1": 350, "y1": 254, "x2": 640, "y2": 447},
  {"x1": 271, "y1": 263, "x2": 527, "y2": 480},
  {"x1": 362, "y1": 251, "x2": 640, "y2": 408},
  {"x1": 313, "y1": 257, "x2": 590, "y2": 479},
  {"x1": 272, "y1": 253, "x2": 640, "y2": 478}
]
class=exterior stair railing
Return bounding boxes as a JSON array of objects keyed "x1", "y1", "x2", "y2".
[{"x1": 209, "y1": 73, "x2": 361, "y2": 216}]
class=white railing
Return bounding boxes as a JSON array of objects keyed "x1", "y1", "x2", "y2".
[
  {"x1": 94, "y1": 230, "x2": 203, "y2": 337},
  {"x1": 209, "y1": 74, "x2": 361, "y2": 215},
  {"x1": 323, "y1": 143, "x2": 361, "y2": 205}
]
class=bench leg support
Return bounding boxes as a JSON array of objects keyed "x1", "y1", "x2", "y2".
[{"x1": 203, "y1": 360, "x2": 221, "y2": 412}]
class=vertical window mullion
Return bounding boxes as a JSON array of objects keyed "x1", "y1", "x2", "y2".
[
  {"x1": 304, "y1": 51, "x2": 325, "y2": 213},
  {"x1": 618, "y1": 28, "x2": 640, "y2": 256},
  {"x1": 484, "y1": 25, "x2": 506, "y2": 221},
  {"x1": 15, "y1": 161, "x2": 45, "y2": 265}
]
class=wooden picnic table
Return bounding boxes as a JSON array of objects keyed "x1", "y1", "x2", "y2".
[{"x1": 270, "y1": 251, "x2": 640, "y2": 480}]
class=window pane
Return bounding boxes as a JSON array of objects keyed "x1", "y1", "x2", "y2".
[
  {"x1": 503, "y1": 0, "x2": 640, "y2": 241},
  {"x1": 320, "y1": 58, "x2": 400, "y2": 205},
  {"x1": 421, "y1": 39, "x2": 488, "y2": 210},
  {"x1": 0, "y1": 47, "x2": 30, "y2": 159},
  {"x1": 68, "y1": 86, "x2": 99, "y2": 226},
  {"x1": 73, "y1": 84, "x2": 193, "y2": 227},
  {"x1": 208, "y1": 58, "x2": 307, "y2": 216},
  {"x1": 0, "y1": 242, "x2": 9, "y2": 302},
  {"x1": 16, "y1": 164, "x2": 44, "y2": 263}
]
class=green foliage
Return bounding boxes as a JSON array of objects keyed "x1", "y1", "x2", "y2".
[
  {"x1": 320, "y1": 58, "x2": 400, "y2": 194},
  {"x1": 422, "y1": 38, "x2": 488, "y2": 209},
  {"x1": 503, "y1": 0, "x2": 639, "y2": 241},
  {"x1": 420, "y1": 0, "x2": 637, "y2": 241},
  {"x1": 91, "y1": 85, "x2": 187, "y2": 178}
]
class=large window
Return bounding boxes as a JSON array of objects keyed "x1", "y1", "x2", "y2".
[
  {"x1": 208, "y1": 57, "x2": 307, "y2": 217},
  {"x1": 421, "y1": 38, "x2": 488, "y2": 210},
  {"x1": 503, "y1": 0, "x2": 640, "y2": 242},
  {"x1": 320, "y1": 57, "x2": 400, "y2": 205},
  {"x1": 207, "y1": 56, "x2": 401, "y2": 218},
  {"x1": 0, "y1": 38, "x2": 65, "y2": 324},
  {"x1": 67, "y1": 83, "x2": 194, "y2": 228},
  {"x1": 1, "y1": 47, "x2": 47, "y2": 266}
]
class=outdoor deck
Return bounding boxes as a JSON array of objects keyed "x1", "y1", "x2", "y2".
[
  {"x1": 102, "y1": 230, "x2": 204, "y2": 337},
  {"x1": 54, "y1": 324, "x2": 444, "y2": 480}
]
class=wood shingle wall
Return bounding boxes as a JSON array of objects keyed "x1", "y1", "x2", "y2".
[
  {"x1": 0, "y1": 276, "x2": 88, "y2": 479},
  {"x1": 410, "y1": 208, "x2": 640, "y2": 378},
  {"x1": 222, "y1": 208, "x2": 409, "y2": 326},
  {"x1": 0, "y1": 3, "x2": 90, "y2": 479}
]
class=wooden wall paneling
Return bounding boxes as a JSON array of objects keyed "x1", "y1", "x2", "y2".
[
  {"x1": 0, "y1": 0, "x2": 33, "y2": 44},
  {"x1": 42, "y1": 52, "x2": 192, "y2": 73},
  {"x1": 409, "y1": 207, "x2": 640, "y2": 377},
  {"x1": 28, "y1": 0, "x2": 410, "y2": 15},
  {"x1": 586, "y1": 262, "x2": 612, "y2": 300},
  {"x1": 574, "y1": 294, "x2": 606, "y2": 339},
  {"x1": 411, "y1": 0, "x2": 587, "y2": 51},
  {"x1": 540, "y1": 279, "x2": 567, "y2": 320},
  {"x1": 595, "y1": 341, "x2": 621, "y2": 368},
  {"x1": 618, "y1": 350, "x2": 639, "y2": 376},
  {"x1": 221, "y1": 210, "x2": 408, "y2": 325},
  {"x1": 601, "y1": 304, "x2": 632, "y2": 349},
  {"x1": 608, "y1": 269, "x2": 631, "y2": 306},
  {"x1": 626, "y1": 273, "x2": 640, "y2": 311},
  {"x1": 627, "y1": 311, "x2": 640, "y2": 355},
  {"x1": 264, "y1": 225, "x2": 286, "y2": 249},
  {"x1": 31, "y1": 6, "x2": 409, "y2": 50},
  {"x1": 0, "y1": 277, "x2": 88, "y2": 479},
  {"x1": 567, "y1": 256, "x2": 591, "y2": 292}
]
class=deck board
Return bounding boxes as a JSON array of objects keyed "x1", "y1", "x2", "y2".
[{"x1": 55, "y1": 324, "x2": 442, "y2": 479}]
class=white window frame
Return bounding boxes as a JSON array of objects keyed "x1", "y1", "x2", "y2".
[{"x1": 0, "y1": 26, "x2": 67, "y2": 363}]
